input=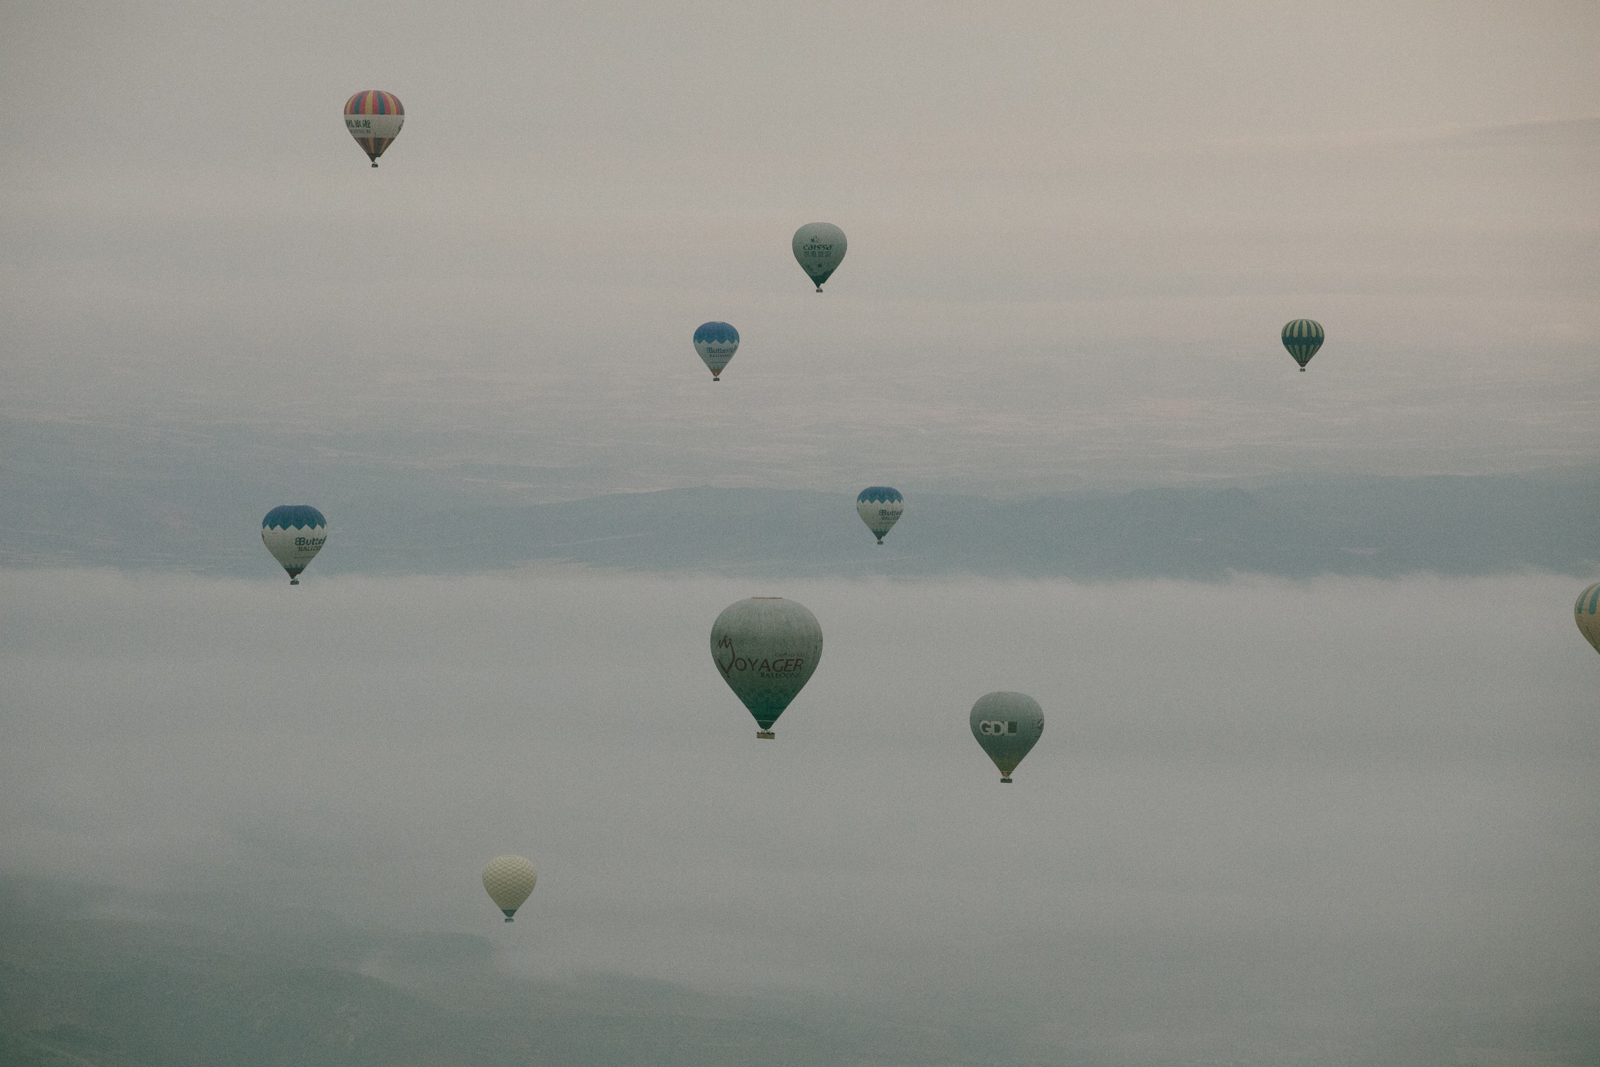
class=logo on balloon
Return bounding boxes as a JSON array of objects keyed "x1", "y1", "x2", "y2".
[
  {"x1": 293, "y1": 535, "x2": 327, "y2": 548},
  {"x1": 713, "y1": 636, "x2": 806, "y2": 680},
  {"x1": 978, "y1": 720, "x2": 1018, "y2": 735}
]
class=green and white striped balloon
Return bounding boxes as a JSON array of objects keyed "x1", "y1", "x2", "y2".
[{"x1": 1281, "y1": 319, "x2": 1325, "y2": 371}]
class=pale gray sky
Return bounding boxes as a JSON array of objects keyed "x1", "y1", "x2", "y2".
[{"x1": 2, "y1": 1, "x2": 1596, "y2": 499}]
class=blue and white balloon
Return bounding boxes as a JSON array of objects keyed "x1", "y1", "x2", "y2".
[
  {"x1": 693, "y1": 322, "x2": 740, "y2": 380},
  {"x1": 262, "y1": 505, "x2": 327, "y2": 584},
  {"x1": 856, "y1": 487, "x2": 903, "y2": 544}
]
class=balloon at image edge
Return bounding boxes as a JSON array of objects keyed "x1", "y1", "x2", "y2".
[
  {"x1": 1576, "y1": 583, "x2": 1600, "y2": 656},
  {"x1": 792, "y1": 223, "x2": 847, "y2": 292},
  {"x1": 261, "y1": 505, "x2": 327, "y2": 585},
  {"x1": 693, "y1": 321, "x2": 740, "y2": 380},
  {"x1": 344, "y1": 90, "x2": 404, "y2": 167},
  {"x1": 482, "y1": 855, "x2": 537, "y2": 923},
  {"x1": 710, "y1": 598, "x2": 823, "y2": 738},
  {"x1": 856, "y1": 486, "x2": 903, "y2": 544},
  {"x1": 970, "y1": 692, "x2": 1044, "y2": 783},
  {"x1": 1282, "y1": 319, "x2": 1324, "y2": 371}
]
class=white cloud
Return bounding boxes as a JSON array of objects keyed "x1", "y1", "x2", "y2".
[{"x1": 3, "y1": 568, "x2": 1595, "y2": 1026}]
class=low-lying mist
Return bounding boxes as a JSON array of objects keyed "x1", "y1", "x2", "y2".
[{"x1": 2, "y1": 567, "x2": 1596, "y2": 1064}]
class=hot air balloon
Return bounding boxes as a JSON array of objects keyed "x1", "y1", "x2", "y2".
[
  {"x1": 344, "y1": 90, "x2": 404, "y2": 167},
  {"x1": 856, "y1": 487, "x2": 903, "y2": 545},
  {"x1": 482, "y1": 855, "x2": 537, "y2": 922},
  {"x1": 710, "y1": 598, "x2": 823, "y2": 738},
  {"x1": 792, "y1": 223, "x2": 847, "y2": 292},
  {"x1": 693, "y1": 322, "x2": 740, "y2": 380},
  {"x1": 1576, "y1": 583, "x2": 1600, "y2": 655},
  {"x1": 1281, "y1": 319, "x2": 1324, "y2": 371},
  {"x1": 261, "y1": 505, "x2": 327, "y2": 585},
  {"x1": 970, "y1": 692, "x2": 1043, "y2": 783}
]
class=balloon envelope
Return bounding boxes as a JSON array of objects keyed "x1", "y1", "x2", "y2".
[
  {"x1": 1576, "y1": 583, "x2": 1600, "y2": 655},
  {"x1": 710, "y1": 598, "x2": 823, "y2": 736},
  {"x1": 261, "y1": 505, "x2": 327, "y2": 584},
  {"x1": 856, "y1": 487, "x2": 904, "y2": 544},
  {"x1": 1281, "y1": 319, "x2": 1324, "y2": 370},
  {"x1": 970, "y1": 692, "x2": 1044, "y2": 782},
  {"x1": 482, "y1": 855, "x2": 537, "y2": 922},
  {"x1": 792, "y1": 223, "x2": 847, "y2": 291},
  {"x1": 344, "y1": 90, "x2": 404, "y2": 166},
  {"x1": 693, "y1": 322, "x2": 740, "y2": 380}
]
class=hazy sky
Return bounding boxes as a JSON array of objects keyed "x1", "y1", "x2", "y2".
[{"x1": 3, "y1": 0, "x2": 1597, "y2": 500}]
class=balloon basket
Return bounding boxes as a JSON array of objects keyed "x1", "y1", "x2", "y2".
[
  {"x1": 756, "y1": 731, "x2": 775, "y2": 740},
  {"x1": 290, "y1": 578, "x2": 299, "y2": 585},
  {"x1": 504, "y1": 916, "x2": 514, "y2": 923},
  {"x1": 1000, "y1": 777, "x2": 1012, "y2": 783},
  {"x1": 1299, "y1": 367, "x2": 1306, "y2": 372}
]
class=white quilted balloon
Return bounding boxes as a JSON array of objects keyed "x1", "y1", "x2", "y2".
[{"x1": 482, "y1": 855, "x2": 537, "y2": 922}]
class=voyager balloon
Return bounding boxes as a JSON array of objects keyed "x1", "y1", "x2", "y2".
[
  {"x1": 710, "y1": 598, "x2": 823, "y2": 738},
  {"x1": 344, "y1": 90, "x2": 404, "y2": 167},
  {"x1": 261, "y1": 505, "x2": 327, "y2": 585},
  {"x1": 482, "y1": 855, "x2": 537, "y2": 922},
  {"x1": 693, "y1": 322, "x2": 740, "y2": 380},
  {"x1": 969, "y1": 692, "x2": 1044, "y2": 783},
  {"x1": 792, "y1": 223, "x2": 847, "y2": 292},
  {"x1": 1576, "y1": 583, "x2": 1600, "y2": 656},
  {"x1": 1281, "y1": 319, "x2": 1324, "y2": 371},
  {"x1": 856, "y1": 487, "x2": 903, "y2": 544}
]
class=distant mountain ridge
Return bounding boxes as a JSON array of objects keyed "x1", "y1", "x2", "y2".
[{"x1": 2, "y1": 468, "x2": 1595, "y2": 580}]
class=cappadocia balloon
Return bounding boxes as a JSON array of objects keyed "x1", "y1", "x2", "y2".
[
  {"x1": 1281, "y1": 319, "x2": 1325, "y2": 371},
  {"x1": 969, "y1": 692, "x2": 1044, "y2": 783},
  {"x1": 344, "y1": 90, "x2": 404, "y2": 166},
  {"x1": 1576, "y1": 583, "x2": 1600, "y2": 656},
  {"x1": 855, "y1": 487, "x2": 903, "y2": 544},
  {"x1": 792, "y1": 223, "x2": 847, "y2": 291},
  {"x1": 482, "y1": 855, "x2": 537, "y2": 922},
  {"x1": 261, "y1": 505, "x2": 327, "y2": 584},
  {"x1": 709, "y1": 597, "x2": 822, "y2": 738},
  {"x1": 692, "y1": 321, "x2": 739, "y2": 380},
  {"x1": 6, "y1": 8, "x2": 1596, "y2": 1064}
]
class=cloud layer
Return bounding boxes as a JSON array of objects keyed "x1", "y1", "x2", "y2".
[{"x1": 3, "y1": 568, "x2": 1596, "y2": 1060}]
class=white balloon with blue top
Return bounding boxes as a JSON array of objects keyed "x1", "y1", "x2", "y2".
[
  {"x1": 693, "y1": 322, "x2": 740, "y2": 380},
  {"x1": 856, "y1": 487, "x2": 903, "y2": 544},
  {"x1": 261, "y1": 505, "x2": 327, "y2": 585}
]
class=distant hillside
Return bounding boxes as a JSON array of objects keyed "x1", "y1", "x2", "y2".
[
  {"x1": 2, "y1": 465, "x2": 1596, "y2": 580},
  {"x1": 0, "y1": 880, "x2": 998, "y2": 1067}
]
